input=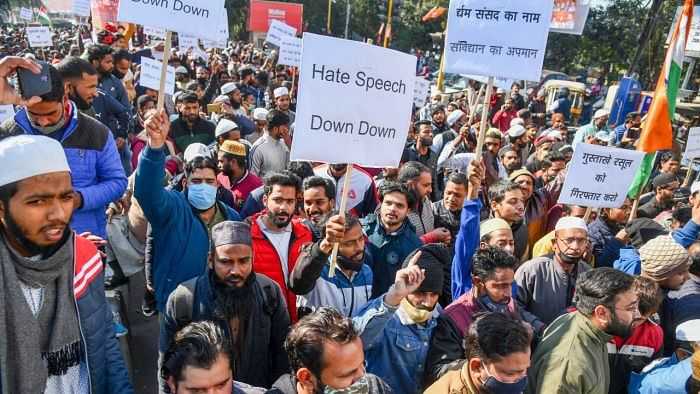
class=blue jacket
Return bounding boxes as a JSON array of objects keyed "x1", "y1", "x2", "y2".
[
  {"x1": 361, "y1": 214, "x2": 423, "y2": 299},
  {"x1": 354, "y1": 297, "x2": 440, "y2": 394},
  {"x1": 134, "y1": 145, "x2": 241, "y2": 312},
  {"x1": 662, "y1": 275, "x2": 700, "y2": 355},
  {"x1": 98, "y1": 74, "x2": 130, "y2": 110},
  {"x1": 92, "y1": 90, "x2": 130, "y2": 139},
  {"x1": 1, "y1": 103, "x2": 127, "y2": 239},
  {"x1": 451, "y1": 198, "x2": 481, "y2": 299},
  {"x1": 629, "y1": 353, "x2": 691, "y2": 394},
  {"x1": 588, "y1": 217, "x2": 625, "y2": 268}
]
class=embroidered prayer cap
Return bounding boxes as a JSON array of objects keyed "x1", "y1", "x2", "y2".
[
  {"x1": 639, "y1": 236, "x2": 689, "y2": 281},
  {"x1": 0, "y1": 135, "x2": 70, "y2": 186},
  {"x1": 220, "y1": 141, "x2": 246, "y2": 157},
  {"x1": 480, "y1": 218, "x2": 511, "y2": 239},
  {"x1": 211, "y1": 221, "x2": 252, "y2": 248}
]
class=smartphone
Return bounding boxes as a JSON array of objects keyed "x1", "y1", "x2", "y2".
[
  {"x1": 207, "y1": 103, "x2": 222, "y2": 113},
  {"x1": 17, "y1": 61, "x2": 51, "y2": 100}
]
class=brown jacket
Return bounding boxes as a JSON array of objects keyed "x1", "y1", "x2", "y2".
[{"x1": 424, "y1": 367, "x2": 477, "y2": 394}]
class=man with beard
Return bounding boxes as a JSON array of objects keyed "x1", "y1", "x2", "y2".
[
  {"x1": 300, "y1": 176, "x2": 335, "y2": 234},
  {"x1": 292, "y1": 212, "x2": 373, "y2": 318},
  {"x1": 246, "y1": 107, "x2": 267, "y2": 145},
  {"x1": 160, "y1": 221, "x2": 290, "y2": 388},
  {"x1": 249, "y1": 110, "x2": 291, "y2": 178},
  {"x1": 175, "y1": 66, "x2": 192, "y2": 91},
  {"x1": 432, "y1": 172, "x2": 468, "y2": 246},
  {"x1": 135, "y1": 108, "x2": 241, "y2": 313},
  {"x1": 408, "y1": 121, "x2": 439, "y2": 200},
  {"x1": 638, "y1": 173, "x2": 680, "y2": 219},
  {"x1": 273, "y1": 87, "x2": 295, "y2": 126},
  {"x1": 515, "y1": 217, "x2": 593, "y2": 336},
  {"x1": 87, "y1": 44, "x2": 131, "y2": 113},
  {"x1": 249, "y1": 171, "x2": 313, "y2": 323},
  {"x1": 430, "y1": 104, "x2": 449, "y2": 135},
  {"x1": 399, "y1": 161, "x2": 450, "y2": 243},
  {"x1": 56, "y1": 57, "x2": 133, "y2": 175},
  {"x1": 169, "y1": 91, "x2": 217, "y2": 152},
  {"x1": 499, "y1": 146, "x2": 521, "y2": 178},
  {"x1": 217, "y1": 141, "x2": 262, "y2": 212},
  {"x1": 112, "y1": 48, "x2": 135, "y2": 102},
  {"x1": 0, "y1": 65, "x2": 126, "y2": 240},
  {"x1": 528, "y1": 268, "x2": 638, "y2": 393},
  {"x1": 424, "y1": 246, "x2": 522, "y2": 386},
  {"x1": 0, "y1": 135, "x2": 132, "y2": 392},
  {"x1": 192, "y1": 63, "x2": 221, "y2": 109},
  {"x1": 220, "y1": 83, "x2": 246, "y2": 116},
  {"x1": 313, "y1": 163, "x2": 378, "y2": 218}
]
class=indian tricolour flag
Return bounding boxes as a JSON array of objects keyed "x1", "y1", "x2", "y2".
[
  {"x1": 38, "y1": 6, "x2": 52, "y2": 28},
  {"x1": 628, "y1": 0, "x2": 694, "y2": 198}
]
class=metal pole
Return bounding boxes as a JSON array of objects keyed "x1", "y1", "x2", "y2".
[
  {"x1": 344, "y1": 1, "x2": 351, "y2": 39},
  {"x1": 327, "y1": 0, "x2": 332, "y2": 35},
  {"x1": 383, "y1": 0, "x2": 394, "y2": 47}
]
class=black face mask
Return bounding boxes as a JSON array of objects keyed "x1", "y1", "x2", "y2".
[{"x1": 112, "y1": 69, "x2": 126, "y2": 80}]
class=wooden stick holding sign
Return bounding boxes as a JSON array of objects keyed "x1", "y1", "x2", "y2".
[
  {"x1": 583, "y1": 207, "x2": 592, "y2": 222},
  {"x1": 328, "y1": 164, "x2": 354, "y2": 277},
  {"x1": 156, "y1": 30, "x2": 173, "y2": 110},
  {"x1": 473, "y1": 77, "x2": 495, "y2": 162},
  {"x1": 466, "y1": 84, "x2": 485, "y2": 127}
]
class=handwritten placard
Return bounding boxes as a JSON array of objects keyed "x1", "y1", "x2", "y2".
[
  {"x1": 26, "y1": 26, "x2": 52, "y2": 48},
  {"x1": 139, "y1": 57, "x2": 176, "y2": 95},
  {"x1": 266, "y1": 20, "x2": 297, "y2": 47},
  {"x1": 413, "y1": 78, "x2": 431, "y2": 107},
  {"x1": 20, "y1": 7, "x2": 33, "y2": 21},
  {"x1": 278, "y1": 36, "x2": 302, "y2": 67},
  {"x1": 682, "y1": 127, "x2": 700, "y2": 161}
]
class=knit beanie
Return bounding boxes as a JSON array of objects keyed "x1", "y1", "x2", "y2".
[
  {"x1": 625, "y1": 218, "x2": 667, "y2": 250},
  {"x1": 639, "y1": 236, "x2": 689, "y2": 281},
  {"x1": 402, "y1": 244, "x2": 449, "y2": 295}
]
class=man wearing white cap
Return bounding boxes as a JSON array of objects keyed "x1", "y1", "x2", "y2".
[
  {"x1": 515, "y1": 216, "x2": 592, "y2": 335},
  {"x1": 220, "y1": 83, "x2": 246, "y2": 116},
  {"x1": 214, "y1": 118, "x2": 252, "y2": 155},
  {"x1": 0, "y1": 135, "x2": 132, "y2": 392},
  {"x1": 273, "y1": 87, "x2": 295, "y2": 125},
  {"x1": 505, "y1": 124, "x2": 530, "y2": 167},
  {"x1": 430, "y1": 109, "x2": 464, "y2": 156},
  {"x1": 246, "y1": 107, "x2": 268, "y2": 145},
  {"x1": 572, "y1": 109, "x2": 610, "y2": 149},
  {"x1": 174, "y1": 65, "x2": 191, "y2": 91}
]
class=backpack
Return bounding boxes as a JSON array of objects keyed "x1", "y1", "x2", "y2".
[{"x1": 174, "y1": 275, "x2": 280, "y2": 327}]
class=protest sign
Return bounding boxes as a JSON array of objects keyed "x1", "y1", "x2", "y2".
[
  {"x1": 559, "y1": 144, "x2": 644, "y2": 208},
  {"x1": 72, "y1": 0, "x2": 91, "y2": 17},
  {"x1": 278, "y1": 36, "x2": 302, "y2": 67},
  {"x1": 20, "y1": 7, "x2": 33, "y2": 21},
  {"x1": 266, "y1": 20, "x2": 297, "y2": 47},
  {"x1": 139, "y1": 57, "x2": 176, "y2": 95},
  {"x1": 550, "y1": 0, "x2": 591, "y2": 35},
  {"x1": 668, "y1": 6, "x2": 700, "y2": 57},
  {"x1": 117, "y1": 0, "x2": 225, "y2": 41},
  {"x1": 465, "y1": 74, "x2": 516, "y2": 90},
  {"x1": 413, "y1": 77, "x2": 430, "y2": 107},
  {"x1": 144, "y1": 26, "x2": 167, "y2": 39},
  {"x1": 178, "y1": 33, "x2": 198, "y2": 52},
  {"x1": 290, "y1": 33, "x2": 416, "y2": 168},
  {"x1": 443, "y1": 0, "x2": 553, "y2": 82},
  {"x1": 682, "y1": 127, "x2": 700, "y2": 161},
  {"x1": 0, "y1": 105, "x2": 14, "y2": 124},
  {"x1": 26, "y1": 26, "x2": 52, "y2": 47}
]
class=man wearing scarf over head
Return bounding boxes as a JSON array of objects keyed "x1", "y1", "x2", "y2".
[
  {"x1": 160, "y1": 220, "x2": 290, "y2": 389},
  {"x1": 0, "y1": 135, "x2": 132, "y2": 393}
]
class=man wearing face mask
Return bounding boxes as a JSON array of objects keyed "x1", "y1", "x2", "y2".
[
  {"x1": 515, "y1": 217, "x2": 592, "y2": 336},
  {"x1": 425, "y1": 312, "x2": 532, "y2": 394},
  {"x1": 268, "y1": 307, "x2": 392, "y2": 394},
  {"x1": 292, "y1": 212, "x2": 373, "y2": 318},
  {"x1": 0, "y1": 65, "x2": 126, "y2": 240},
  {"x1": 353, "y1": 246, "x2": 448, "y2": 393},
  {"x1": 528, "y1": 268, "x2": 638, "y2": 393},
  {"x1": 134, "y1": 109, "x2": 241, "y2": 314},
  {"x1": 425, "y1": 246, "x2": 521, "y2": 386}
]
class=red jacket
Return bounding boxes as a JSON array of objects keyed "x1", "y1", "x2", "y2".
[{"x1": 250, "y1": 212, "x2": 313, "y2": 323}]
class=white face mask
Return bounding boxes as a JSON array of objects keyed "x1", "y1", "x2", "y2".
[{"x1": 30, "y1": 105, "x2": 66, "y2": 135}]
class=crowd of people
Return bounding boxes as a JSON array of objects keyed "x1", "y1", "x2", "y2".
[{"x1": 0, "y1": 21, "x2": 700, "y2": 394}]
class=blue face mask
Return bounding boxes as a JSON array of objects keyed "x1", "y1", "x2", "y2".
[
  {"x1": 480, "y1": 364, "x2": 527, "y2": 394},
  {"x1": 187, "y1": 183, "x2": 217, "y2": 210}
]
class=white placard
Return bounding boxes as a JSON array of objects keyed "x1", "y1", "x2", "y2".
[
  {"x1": 118, "y1": 0, "x2": 225, "y2": 41},
  {"x1": 290, "y1": 33, "x2": 416, "y2": 168},
  {"x1": 178, "y1": 34, "x2": 198, "y2": 52},
  {"x1": 443, "y1": 0, "x2": 553, "y2": 82},
  {"x1": 668, "y1": 6, "x2": 700, "y2": 57},
  {"x1": 0, "y1": 105, "x2": 15, "y2": 124},
  {"x1": 278, "y1": 36, "x2": 302, "y2": 68},
  {"x1": 20, "y1": 7, "x2": 33, "y2": 21},
  {"x1": 682, "y1": 127, "x2": 700, "y2": 161},
  {"x1": 26, "y1": 26, "x2": 52, "y2": 48},
  {"x1": 144, "y1": 26, "x2": 166, "y2": 39},
  {"x1": 72, "y1": 0, "x2": 91, "y2": 17},
  {"x1": 139, "y1": 57, "x2": 176, "y2": 95},
  {"x1": 466, "y1": 74, "x2": 517, "y2": 90},
  {"x1": 413, "y1": 78, "x2": 430, "y2": 107},
  {"x1": 266, "y1": 20, "x2": 297, "y2": 47},
  {"x1": 216, "y1": 10, "x2": 229, "y2": 48},
  {"x1": 559, "y1": 144, "x2": 645, "y2": 208}
]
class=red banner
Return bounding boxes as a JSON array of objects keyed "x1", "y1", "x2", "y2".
[{"x1": 248, "y1": 0, "x2": 303, "y2": 33}]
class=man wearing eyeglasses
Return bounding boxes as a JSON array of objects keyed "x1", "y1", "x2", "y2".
[
  {"x1": 637, "y1": 173, "x2": 680, "y2": 219},
  {"x1": 514, "y1": 217, "x2": 593, "y2": 336}
]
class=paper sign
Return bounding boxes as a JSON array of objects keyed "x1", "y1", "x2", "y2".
[
  {"x1": 682, "y1": 127, "x2": 700, "y2": 161},
  {"x1": 290, "y1": 33, "x2": 416, "y2": 168},
  {"x1": 118, "y1": 0, "x2": 225, "y2": 41},
  {"x1": 278, "y1": 36, "x2": 302, "y2": 67},
  {"x1": 443, "y1": 0, "x2": 553, "y2": 82},
  {"x1": 466, "y1": 74, "x2": 517, "y2": 90},
  {"x1": 216, "y1": 9, "x2": 229, "y2": 48},
  {"x1": 20, "y1": 7, "x2": 33, "y2": 21},
  {"x1": 139, "y1": 57, "x2": 176, "y2": 95},
  {"x1": 266, "y1": 20, "x2": 297, "y2": 47},
  {"x1": 668, "y1": 6, "x2": 700, "y2": 57},
  {"x1": 559, "y1": 144, "x2": 644, "y2": 208},
  {"x1": 26, "y1": 26, "x2": 52, "y2": 47},
  {"x1": 0, "y1": 105, "x2": 15, "y2": 124},
  {"x1": 413, "y1": 78, "x2": 430, "y2": 107},
  {"x1": 144, "y1": 26, "x2": 166, "y2": 38},
  {"x1": 72, "y1": 0, "x2": 91, "y2": 17},
  {"x1": 178, "y1": 33, "x2": 198, "y2": 52}
]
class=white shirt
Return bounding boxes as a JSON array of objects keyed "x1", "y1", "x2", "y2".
[{"x1": 256, "y1": 216, "x2": 292, "y2": 288}]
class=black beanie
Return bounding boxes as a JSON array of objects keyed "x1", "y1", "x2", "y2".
[
  {"x1": 626, "y1": 218, "x2": 668, "y2": 250},
  {"x1": 402, "y1": 244, "x2": 449, "y2": 295}
]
